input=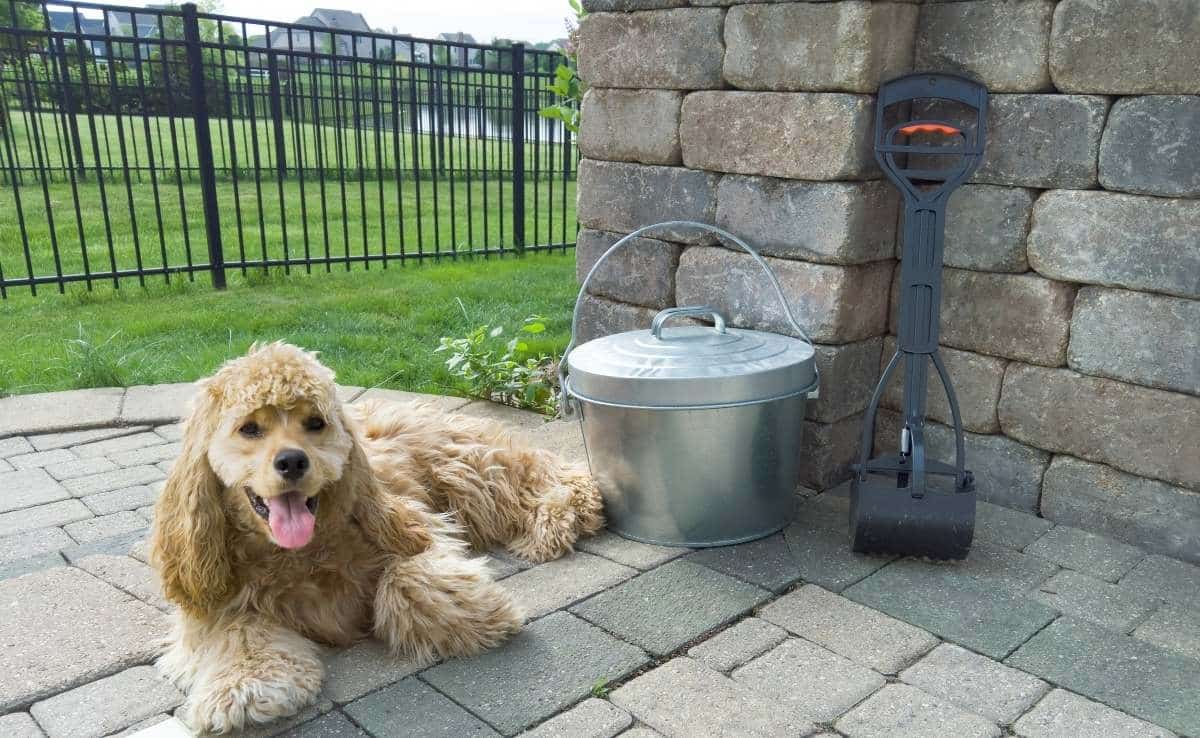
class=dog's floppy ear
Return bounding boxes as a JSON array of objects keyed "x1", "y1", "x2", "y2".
[
  {"x1": 342, "y1": 436, "x2": 433, "y2": 557},
  {"x1": 150, "y1": 381, "x2": 235, "y2": 615}
]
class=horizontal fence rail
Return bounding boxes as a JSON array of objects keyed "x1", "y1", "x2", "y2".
[{"x1": 0, "y1": 0, "x2": 577, "y2": 296}]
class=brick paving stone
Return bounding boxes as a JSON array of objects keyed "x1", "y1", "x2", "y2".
[
  {"x1": 7, "y1": 449, "x2": 77, "y2": 470},
  {"x1": 0, "y1": 712, "x2": 45, "y2": 738},
  {"x1": 0, "y1": 566, "x2": 167, "y2": 711},
  {"x1": 835, "y1": 683, "x2": 1000, "y2": 738},
  {"x1": 900, "y1": 643, "x2": 1049, "y2": 725},
  {"x1": 1133, "y1": 604, "x2": 1200, "y2": 661},
  {"x1": 974, "y1": 502, "x2": 1054, "y2": 550},
  {"x1": 782, "y1": 494, "x2": 895, "y2": 592},
  {"x1": 732, "y1": 638, "x2": 886, "y2": 722},
  {"x1": 61, "y1": 527, "x2": 150, "y2": 564},
  {"x1": 136, "y1": 505, "x2": 156, "y2": 524},
  {"x1": 760, "y1": 584, "x2": 937, "y2": 674},
  {"x1": 107, "y1": 713, "x2": 174, "y2": 738},
  {"x1": 0, "y1": 437, "x2": 34, "y2": 458},
  {"x1": 518, "y1": 698, "x2": 632, "y2": 738},
  {"x1": 63, "y1": 465, "x2": 165, "y2": 497},
  {"x1": 687, "y1": 617, "x2": 788, "y2": 673},
  {"x1": 65, "y1": 511, "x2": 147, "y2": 545},
  {"x1": 1033, "y1": 570, "x2": 1161, "y2": 632},
  {"x1": 81, "y1": 485, "x2": 159, "y2": 516},
  {"x1": 0, "y1": 499, "x2": 92, "y2": 538},
  {"x1": 120, "y1": 384, "x2": 195, "y2": 425},
  {"x1": 107, "y1": 443, "x2": 183, "y2": 469},
  {"x1": 686, "y1": 532, "x2": 803, "y2": 593},
  {"x1": 1013, "y1": 688, "x2": 1177, "y2": 738},
  {"x1": 75, "y1": 553, "x2": 169, "y2": 610},
  {"x1": 1024, "y1": 526, "x2": 1146, "y2": 583},
  {"x1": 276, "y1": 713, "x2": 369, "y2": 738},
  {"x1": 0, "y1": 526, "x2": 72, "y2": 564},
  {"x1": 321, "y1": 639, "x2": 421, "y2": 704},
  {"x1": 153, "y1": 424, "x2": 184, "y2": 442},
  {"x1": 616, "y1": 730, "x2": 663, "y2": 738},
  {"x1": 576, "y1": 531, "x2": 687, "y2": 570},
  {"x1": 503, "y1": 552, "x2": 637, "y2": 619},
  {"x1": 1118, "y1": 554, "x2": 1200, "y2": 609},
  {"x1": 570, "y1": 560, "x2": 772, "y2": 656},
  {"x1": 951, "y1": 541, "x2": 1061, "y2": 595},
  {"x1": 422, "y1": 612, "x2": 648, "y2": 735},
  {"x1": 0, "y1": 551, "x2": 66, "y2": 581},
  {"x1": 128, "y1": 537, "x2": 149, "y2": 563},
  {"x1": 0, "y1": 458, "x2": 10, "y2": 472},
  {"x1": 29, "y1": 665, "x2": 183, "y2": 738},
  {"x1": 845, "y1": 560, "x2": 1058, "y2": 660},
  {"x1": 72, "y1": 432, "x2": 167, "y2": 459},
  {"x1": 155, "y1": 460, "x2": 175, "y2": 475},
  {"x1": 28, "y1": 427, "x2": 151, "y2": 452},
  {"x1": 1007, "y1": 617, "x2": 1199, "y2": 735},
  {"x1": 345, "y1": 677, "x2": 497, "y2": 737},
  {"x1": 610, "y1": 657, "x2": 818, "y2": 738},
  {"x1": 0, "y1": 468, "x2": 71, "y2": 514},
  {"x1": 0, "y1": 388, "x2": 124, "y2": 437},
  {"x1": 484, "y1": 548, "x2": 535, "y2": 580},
  {"x1": 43, "y1": 456, "x2": 119, "y2": 482}
]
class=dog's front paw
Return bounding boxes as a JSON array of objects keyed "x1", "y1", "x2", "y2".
[{"x1": 181, "y1": 669, "x2": 322, "y2": 734}]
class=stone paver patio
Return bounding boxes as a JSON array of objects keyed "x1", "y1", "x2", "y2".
[{"x1": 0, "y1": 385, "x2": 1197, "y2": 737}]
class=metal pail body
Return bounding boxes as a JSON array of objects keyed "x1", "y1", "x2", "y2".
[{"x1": 576, "y1": 394, "x2": 807, "y2": 547}]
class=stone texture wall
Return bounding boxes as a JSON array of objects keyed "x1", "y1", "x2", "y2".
[{"x1": 573, "y1": 0, "x2": 1200, "y2": 564}]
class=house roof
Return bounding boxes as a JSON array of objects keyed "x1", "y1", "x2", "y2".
[
  {"x1": 310, "y1": 9, "x2": 371, "y2": 32},
  {"x1": 438, "y1": 31, "x2": 477, "y2": 45}
]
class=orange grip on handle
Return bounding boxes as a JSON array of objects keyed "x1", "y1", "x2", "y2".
[{"x1": 898, "y1": 123, "x2": 961, "y2": 136}]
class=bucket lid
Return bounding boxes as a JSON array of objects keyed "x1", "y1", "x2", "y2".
[{"x1": 566, "y1": 306, "x2": 816, "y2": 408}]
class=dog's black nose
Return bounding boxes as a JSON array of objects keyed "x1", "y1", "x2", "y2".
[{"x1": 273, "y1": 449, "x2": 309, "y2": 481}]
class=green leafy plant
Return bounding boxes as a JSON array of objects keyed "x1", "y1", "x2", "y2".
[
  {"x1": 590, "y1": 677, "x2": 612, "y2": 699},
  {"x1": 538, "y1": 0, "x2": 586, "y2": 134},
  {"x1": 436, "y1": 315, "x2": 559, "y2": 414}
]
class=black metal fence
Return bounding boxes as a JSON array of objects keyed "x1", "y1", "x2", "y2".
[{"x1": 0, "y1": 0, "x2": 577, "y2": 297}]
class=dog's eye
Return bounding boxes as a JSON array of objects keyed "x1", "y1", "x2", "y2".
[
  {"x1": 238, "y1": 421, "x2": 261, "y2": 438},
  {"x1": 304, "y1": 417, "x2": 326, "y2": 432}
]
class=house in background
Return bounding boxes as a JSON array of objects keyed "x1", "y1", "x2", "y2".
[
  {"x1": 437, "y1": 31, "x2": 480, "y2": 67},
  {"x1": 268, "y1": 8, "x2": 374, "y2": 59},
  {"x1": 45, "y1": 10, "x2": 108, "y2": 57}
]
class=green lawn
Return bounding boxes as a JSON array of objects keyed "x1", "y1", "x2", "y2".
[{"x1": 0, "y1": 252, "x2": 579, "y2": 397}]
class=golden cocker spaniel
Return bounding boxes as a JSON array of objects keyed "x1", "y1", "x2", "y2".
[{"x1": 150, "y1": 342, "x2": 603, "y2": 732}]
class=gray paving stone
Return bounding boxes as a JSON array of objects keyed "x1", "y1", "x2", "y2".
[
  {"x1": 65, "y1": 511, "x2": 147, "y2": 545},
  {"x1": 1033, "y1": 570, "x2": 1161, "y2": 632},
  {"x1": 81, "y1": 485, "x2": 159, "y2": 516},
  {"x1": 733, "y1": 638, "x2": 885, "y2": 722},
  {"x1": 845, "y1": 561, "x2": 1058, "y2": 660},
  {"x1": 0, "y1": 551, "x2": 66, "y2": 581},
  {"x1": 120, "y1": 384, "x2": 195, "y2": 425},
  {"x1": 107, "y1": 442, "x2": 182, "y2": 469},
  {"x1": 1024, "y1": 525, "x2": 1146, "y2": 583},
  {"x1": 0, "y1": 712, "x2": 44, "y2": 738},
  {"x1": 0, "y1": 526, "x2": 72, "y2": 564},
  {"x1": 0, "y1": 499, "x2": 92, "y2": 538},
  {"x1": 518, "y1": 698, "x2": 632, "y2": 738},
  {"x1": 900, "y1": 643, "x2": 1050, "y2": 725},
  {"x1": 1007, "y1": 617, "x2": 1199, "y2": 735},
  {"x1": 760, "y1": 584, "x2": 938, "y2": 675},
  {"x1": 0, "y1": 566, "x2": 168, "y2": 711},
  {"x1": 570, "y1": 560, "x2": 772, "y2": 656},
  {"x1": 276, "y1": 713, "x2": 369, "y2": 738},
  {"x1": 0, "y1": 468, "x2": 71, "y2": 514},
  {"x1": 347, "y1": 675, "x2": 500, "y2": 737},
  {"x1": 945, "y1": 541, "x2": 1061, "y2": 595},
  {"x1": 686, "y1": 532, "x2": 803, "y2": 593},
  {"x1": 687, "y1": 617, "x2": 788, "y2": 674},
  {"x1": 128, "y1": 537, "x2": 149, "y2": 563},
  {"x1": 483, "y1": 549, "x2": 533, "y2": 580},
  {"x1": 576, "y1": 531, "x2": 687, "y2": 570},
  {"x1": 782, "y1": 493, "x2": 895, "y2": 593},
  {"x1": 615, "y1": 730, "x2": 662, "y2": 738},
  {"x1": 422, "y1": 612, "x2": 647, "y2": 736},
  {"x1": 0, "y1": 388, "x2": 124, "y2": 437},
  {"x1": 610, "y1": 657, "x2": 818, "y2": 738},
  {"x1": 106, "y1": 712, "x2": 174, "y2": 738},
  {"x1": 27, "y1": 427, "x2": 151, "y2": 452},
  {"x1": 43, "y1": 456, "x2": 119, "y2": 481},
  {"x1": 135, "y1": 505, "x2": 156, "y2": 524},
  {"x1": 153, "y1": 424, "x2": 184, "y2": 442},
  {"x1": 1133, "y1": 604, "x2": 1200, "y2": 661},
  {"x1": 63, "y1": 466, "x2": 165, "y2": 497},
  {"x1": 502, "y1": 552, "x2": 637, "y2": 620},
  {"x1": 1014, "y1": 688, "x2": 1177, "y2": 738},
  {"x1": 0, "y1": 436, "x2": 34, "y2": 458},
  {"x1": 1119, "y1": 554, "x2": 1200, "y2": 609},
  {"x1": 61, "y1": 526, "x2": 149, "y2": 564},
  {"x1": 0, "y1": 458, "x2": 10, "y2": 472},
  {"x1": 974, "y1": 501, "x2": 1054, "y2": 551},
  {"x1": 7, "y1": 449, "x2": 77, "y2": 470},
  {"x1": 30, "y1": 665, "x2": 183, "y2": 738},
  {"x1": 72, "y1": 433, "x2": 166, "y2": 459},
  {"x1": 75, "y1": 553, "x2": 168, "y2": 610},
  {"x1": 836, "y1": 683, "x2": 1000, "y2": 738},
  {"x1": 321, "y1": 639, "x2": 421, "y2": 704}
]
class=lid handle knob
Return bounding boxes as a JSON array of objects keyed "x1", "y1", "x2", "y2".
[{"x1": 650, "y1": 305, "x2": 727, "y2": 340}]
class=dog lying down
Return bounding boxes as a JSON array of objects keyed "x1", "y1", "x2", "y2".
[{"x1": 149, "y1": 342, "x2": 603, "y2": 733}]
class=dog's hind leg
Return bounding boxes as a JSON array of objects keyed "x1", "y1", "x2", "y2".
[
  {"x1": 162, "y1": 611, "x2": 324, "y2": 734},
  {"x1": 506, "y1": 460, "x2": 605, "y2": 563}
]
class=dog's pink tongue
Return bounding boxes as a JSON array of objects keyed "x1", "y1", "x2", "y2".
[{"x1": 267, "y1": 491, "x2": 315, "y2": 549}]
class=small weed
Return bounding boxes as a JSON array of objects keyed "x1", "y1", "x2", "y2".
[
  {"x1": 436, "y1": 313, "x2": 559, "y2": 415},
  {"x1": 590, "y1": 677, "x2": 612, "y2": 699},
  {"x1": 58, "y1": 324, "x2": 162, "y2": 389}
]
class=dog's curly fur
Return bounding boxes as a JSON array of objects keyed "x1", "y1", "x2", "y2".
[{"x1": 149, "y1": 342, "x2": 603, "y2": 733}]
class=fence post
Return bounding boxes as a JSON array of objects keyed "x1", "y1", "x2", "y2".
[
  {"x1": 267, "y1": 51, "x2": 287, "y2": 179},
  {"x1": 181, "y1": 2, "x2": 226, "y2": 289},
  {"x1": 510, "y1": 43, "x2": 525, "y2": 254},
  {"x1": 53, "y1": 37, "x2": 87, "y2": 180}
]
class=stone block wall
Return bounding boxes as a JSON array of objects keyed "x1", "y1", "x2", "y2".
[{"x1": 573, "y1": 0, "x2": 1200, "y2": 564}]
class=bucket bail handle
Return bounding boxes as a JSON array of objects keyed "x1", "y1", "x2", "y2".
[{"x1": 651, "y1": 305, "x2": 727, "y2": 340}]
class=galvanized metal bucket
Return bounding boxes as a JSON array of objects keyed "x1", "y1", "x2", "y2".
[{"x1": 560, "y1": 222, "x2": 819, "y2": 547}]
